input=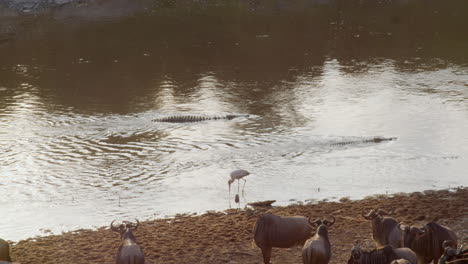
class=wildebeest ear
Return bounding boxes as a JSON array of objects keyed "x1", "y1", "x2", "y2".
[
  {"x1": 382, "y1": 245, "x2": 393, "y2": 255},
  {"x1": 397, "y1": 222, "x2": 403, "y2": 231},
  {"x1": 398, "y1": 222, "x2": 409, "y2": 232},
  {"x1": 323, "y1": 216, "x2": 335, "y2": 227},
  {"x1": 110, "y1": 220, "x2": 121, "y2": 232}
]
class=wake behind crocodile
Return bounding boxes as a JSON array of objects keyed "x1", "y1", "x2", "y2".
[{"x1": 156, "y1": 134, "x2": 399, "y2": 176}]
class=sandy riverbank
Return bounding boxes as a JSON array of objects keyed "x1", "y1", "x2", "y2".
[{"x1": 9, "y1": 188, "x2": 467, "y2": 263}]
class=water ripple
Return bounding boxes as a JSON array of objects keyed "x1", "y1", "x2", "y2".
[{"x1": 1, "y1": 57, "x2": 468, "y2": 241}]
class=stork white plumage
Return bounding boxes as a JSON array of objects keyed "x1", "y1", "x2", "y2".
[{"x1": 228, "y1": 169, "x2": 250, "y2": 198}]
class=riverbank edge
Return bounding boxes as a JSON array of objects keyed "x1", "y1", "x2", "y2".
[{"x1": 9, "y1": 187, "x2": 468, "y2": 263}]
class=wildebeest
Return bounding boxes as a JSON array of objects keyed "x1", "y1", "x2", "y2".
[
  {"x1": 347, "y1": 244, "x2": 417, "y2": 264},
  {"x1": 302, "y1": 217, "x2": 335, "y2": 264},
  {"x1": 361, "y1": 208, "x2": 402, "y2": 248},
  {"x1": 111, "y1": 219, "x2": 145, "y2": 264},
  {"x1": 0, "y1": 239, "x2": 11, "y2": 262},
  {"x1": 253, "y1": 212, "x2": 314, "y2": 264},
  {"x1": 400, "y1": 222, "x2": 458, "y2": 264},
  {"x1": 438, "y1": 240, "x2": 467, "y2": 264}
]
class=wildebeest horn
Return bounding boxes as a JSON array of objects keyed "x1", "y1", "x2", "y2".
[
  {"x1": 133, "y1": 219, "x2": 140, "y2": 230},
  {"x1": 361, "y1": 209, "x2": 375, "y2": 220},
  {"x1": 377, "y1": 207, "x2": 394, "y2": 216},
  {"x1": 353, "y1": 239, "x2": 361, "y2": 246},
  {"x1": 110, "y1": 220, "x2": 120, "y2": 232},
  {"x1": 127, "y1": 219, "x2": 140, "y2": 230},
  {"x1": 442, "y1": 240, "x2": 454, "y2": 249},
  {"x1": 308, "y1": 217, "x2": 321, "y2": 226},
  {"x1": 323, "y1": 216, "x2": 335, "y2": 227}
]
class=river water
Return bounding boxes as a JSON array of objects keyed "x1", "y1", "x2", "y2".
[{"x1": 1, "y1": 1, "x2": 467, "y2": 241}]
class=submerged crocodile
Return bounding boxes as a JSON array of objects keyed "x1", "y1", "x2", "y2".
[
  {"x1": 331, "y1": 137, "x2": 397, "y2": 146},
  {"x1": 153, "y1": 114, "x2": 250, "y2": 123}
]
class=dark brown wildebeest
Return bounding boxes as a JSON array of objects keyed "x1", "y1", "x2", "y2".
[
  {"x1": 302, "y1": 217, "x2": 335, "y2": 264},
  {"x1": 347, "y1": 244, "x2": 417, "y2": 264},
  {"x1": 254, "y1": 212, "x2": 314, "y2": 264},
  {"x1": 438, "y1": 240, "x2": 467, "y2": 264},
  {"x1": 361, "y1": 208, "x2": 402, "y2": 248},
  {"x1": 400, "y1": 222, "x2": 458, "y2": 264},
  {"x1": 111, "y1": 219, "x2": 145, "y2": 264},
  {"x1": 0, "y1": 239, "x2": 10, "y2": 262}
]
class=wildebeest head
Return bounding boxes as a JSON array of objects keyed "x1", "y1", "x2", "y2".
[
  {"x1": 361, "y1": 208, "x2": 394, "y2": 221},
  {"x1": 308, "y1": 216, "x2": 335, "y2": 237},
  {"x1": 361, "y1": 208, "x2": 395, "y2": 235},
  {"x1": 347, "y1": 244, "x2": 362, "y2": 264},
  {"x1": 400, "y1": 222, "x2": 457, "y2": 263},
  {"x1": 111, "y1": 219, "x2": 140, "y2": 240},
  {"x1": 362, "y1": 207, "x2": 402, "y2": 248},
  {"x1": 438, "y1": 240, "x2": 466, "y2": 264},
  {"x1": 399, "y1": 225, "x2": 425, "y2": 249},
  {"x1": 439, "y1": 245, "x2": 457, "y2": 264}
]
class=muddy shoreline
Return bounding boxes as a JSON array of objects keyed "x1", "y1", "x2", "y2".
[{"x1": 8, "y1": 188, "x2": 467, "y2": 264}]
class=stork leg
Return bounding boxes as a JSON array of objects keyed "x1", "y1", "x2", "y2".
[
  {"x1": 228, "y1": 185, "x2": 231, "y2": 208},
  {"x1": 241, "y1": 179, "x2": 247, "y2": 194},
  {"x1": 237, "y1": 180, "x2": 240, "y2": 195}
]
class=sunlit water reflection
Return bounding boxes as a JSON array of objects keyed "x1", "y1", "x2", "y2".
[{"x1": 0, "y1": 1, "x2": 467, "y2": 241}]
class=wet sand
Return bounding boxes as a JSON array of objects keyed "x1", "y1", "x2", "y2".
[{"x1": 10, "y1": 188, "x2": 467, "y2": 264}]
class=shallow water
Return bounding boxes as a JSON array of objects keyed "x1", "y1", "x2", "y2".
[{"x1": 1, "y1": 0, "x2": 467, "y2": 241}]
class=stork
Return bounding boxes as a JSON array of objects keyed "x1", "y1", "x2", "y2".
[{"x1": 228, "y1": 169, "x2": 250, "y2": 198}]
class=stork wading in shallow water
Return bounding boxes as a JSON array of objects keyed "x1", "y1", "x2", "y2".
[{"x1": 228, "y1": 169, "x2": 250, "y2": 199}]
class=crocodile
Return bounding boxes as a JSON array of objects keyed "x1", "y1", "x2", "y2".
[
  {"x1": 152, "y1": 114, "x2": 250, "y2": 123},
  {"x1": 331, "y1": 137, "x2": 397, "y2": 146}
]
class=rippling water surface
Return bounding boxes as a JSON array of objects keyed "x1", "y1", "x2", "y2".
[{"x1": 1, "y1": 0, "x2": 467, "y2": 241}]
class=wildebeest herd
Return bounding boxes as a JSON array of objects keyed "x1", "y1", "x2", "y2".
[
  {"x1": 252, "y1": 208, "x2": 466, "y2": 264},
  {"x1": 0, "y1": 208, "x2": 466, "y2": 263}
]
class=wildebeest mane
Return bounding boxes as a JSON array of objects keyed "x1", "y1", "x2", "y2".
[
  {"x1": 253, "y1": 213, "x2": 271, "y2": 244},
  {"x1": 424, "y1": 222, "x2": 449, "y2": 258},
  {"x1": 375, "y1": 217, "x2": 398, "y2": 245}
]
